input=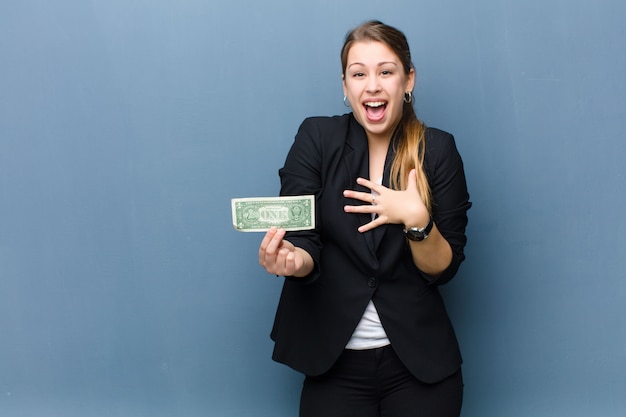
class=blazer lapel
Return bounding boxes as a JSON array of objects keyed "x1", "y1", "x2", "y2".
[{"x1": 343, "y1": 117, "x2": 377, "y2": 258}]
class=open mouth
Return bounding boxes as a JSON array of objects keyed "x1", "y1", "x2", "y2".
[{"x1": 364, "y1": 101, "x2": 387, "y2": 122}]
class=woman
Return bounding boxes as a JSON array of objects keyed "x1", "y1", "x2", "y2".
[{"x1": 259, "y1": 20, "x2": 471, "y2": 417}]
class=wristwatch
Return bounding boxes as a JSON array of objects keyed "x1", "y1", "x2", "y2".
[{"x1": 403, "y1": 217, "x2": 434, "y2": 242}]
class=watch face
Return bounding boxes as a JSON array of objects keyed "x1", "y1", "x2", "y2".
[
  {"x1": 405, "y1": 228, "x2": 426, "y2": 241},
  {"x1": 404, "y1": 217, "x2": 433, "y2": 242}
]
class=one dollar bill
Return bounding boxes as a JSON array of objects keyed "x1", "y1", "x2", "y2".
[{"x1": 231, "y1": 195, "x2": 315, "y2": 232}]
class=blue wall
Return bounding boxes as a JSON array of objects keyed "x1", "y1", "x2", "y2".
[{"x1": 1, "y1": 1, "x2": 624, "y2": 416}]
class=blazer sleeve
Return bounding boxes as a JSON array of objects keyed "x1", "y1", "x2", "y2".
[
  {"x1": 423, "y1": 129, "x2": 472, "y2": 286},
  {"x1": 277, "y1": 118, "x2": 324, "y2": 284}
]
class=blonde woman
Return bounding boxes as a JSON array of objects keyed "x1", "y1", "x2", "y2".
[{"x1": 259, "y1": 20, "x2": 472, "y2": 417}]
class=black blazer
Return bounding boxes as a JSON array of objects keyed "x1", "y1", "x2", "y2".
[{"x1": 270, "y1": 114, "x2": 471, "y2": 383}]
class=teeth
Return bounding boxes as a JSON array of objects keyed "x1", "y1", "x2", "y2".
[{"x1": 365, "y1": 101, "x2": 386, "y2": 108}]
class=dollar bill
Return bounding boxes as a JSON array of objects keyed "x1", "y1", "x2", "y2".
[{"x1": 231, "y1": 195, "x2": 315, "y2": 232}]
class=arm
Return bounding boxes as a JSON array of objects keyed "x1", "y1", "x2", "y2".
[
  {"x1": 258, "y1": 118, "x2": 324, "y2": 282},
  {"x1": 418, "y1": 131, "x2": 471, "y2": 284},
  {"x1": 344, "y1": 170, "x2": 453, "y2": 277},
  {"x1": 343, "y1": 131, "x2": 470, "y2": 284},
  {"x1": 402, "y1": 200, "x2": 454, "y2": 277}
]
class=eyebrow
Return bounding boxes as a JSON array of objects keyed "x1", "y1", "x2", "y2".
[{"x1": 348, "y1": 61, "x2": 399, "y2": 69}]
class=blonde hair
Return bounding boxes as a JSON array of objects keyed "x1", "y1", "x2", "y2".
[{"x1": 341, "y1": 20, "x2": 431, "y2": 211}]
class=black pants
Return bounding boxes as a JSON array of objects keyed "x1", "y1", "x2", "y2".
[{"x1": 299, "y1": 345, "x2": 463, "y2": 417}]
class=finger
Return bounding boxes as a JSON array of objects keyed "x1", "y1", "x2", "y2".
[
  {"x1": 356, "y1": 177, "x2": 386, "y2": 194},
  {"x1": 275, "y1": 247, "x2": 299, "y2": 276},
  {"x1": 344, "y1": 203, "x2": 378, "y2": 214},
  {"x1": 265, "y1": 228, "x2": 286, "y2": 256},
  {"x1": 260, "y1": 227, "x2": 277, "y2": 247},
  {"x1": 282, "y1": 250, "x2": 297, "y2": 276},
  {"x1": 343, "y1": 189, "x2": 376, "y2": 203},
  {"x1": 260, "y1": 229, "x2": 287, "y2": 272},
  {"x1": 356, "y1": 177, "x2": 379, "y2": 192},
  {"x1": 357, "y1": 215, "x2": 388, "y2": 233},
  {"x1": 259, "y1": 227, "x2": 277, "y2": 264},
  {"x1": 274, "y1": 247, "x2": 289, "y2": 268},
  {"x1": 357, "y1": 219, "x2": 378, "y2": 233}
]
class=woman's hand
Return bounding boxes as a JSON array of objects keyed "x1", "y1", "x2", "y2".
[
  {"x1": 259, "y1": 227, "x2": 312, "y2": 277},
  {"x1": 343, "y1": 169, "x2": 430, "y2": 233}
]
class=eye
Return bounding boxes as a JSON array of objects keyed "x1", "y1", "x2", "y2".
[
  {"x1": 381, "y1": 69, "x2": 393, "y2": 76},
  {"x1": 352, "y1": 72, "x2": 365, "y2": 78}
]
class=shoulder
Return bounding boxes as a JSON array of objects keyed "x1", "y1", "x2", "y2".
[
  {"x1": 425, "y1": 126, "x2": 455, "y2": 147},
  {"x1": 293, "y1": 114, "x2": 359, "y2": 153},
  {"x1": 298, "y1": 114, "x2": 352, "y2": 136},
  {"x1": 424, "y1": 126, "x2": 460, "y2": 158},
  {"x1": 423, "y1": 126, "x2": 465, "y2": 175}
]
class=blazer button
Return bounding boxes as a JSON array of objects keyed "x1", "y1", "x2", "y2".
[{"x1": 368, "y1": 277, "x2": 377, "y2": 288}]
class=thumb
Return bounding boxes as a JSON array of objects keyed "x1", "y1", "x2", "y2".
[{"x1": 407, "y1": 168, "x2": 418, "y2": 191}]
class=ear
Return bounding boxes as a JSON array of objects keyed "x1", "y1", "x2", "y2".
[
  {"x1": 342, "y1": 73, "x2": 347, "y2": 96},
  {"x1": 406, "y1": 68, "x2": 416, "y2": 93}
]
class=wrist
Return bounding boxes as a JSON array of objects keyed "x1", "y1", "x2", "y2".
[
  {"x1": 403, "y1": 216, "x2": 434, "y2": 242},
  {"x1": 402, "y1": 208, "x2": 430, "y2": 229}
]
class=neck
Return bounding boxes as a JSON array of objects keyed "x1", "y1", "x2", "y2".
[
  {"x1": 368, "y1": 135, "x2": 391, "y2": 182},
  {"x1": 367, "y1": 132, "x2": 391, "y2": 150}
]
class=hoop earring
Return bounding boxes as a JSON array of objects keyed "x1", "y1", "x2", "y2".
[
  {"x1": 343, "y1": 95, "x2": 351, "y2": 107},
  {"x1": 404, "y1": 91, "x2": 413, "y2": 104}
]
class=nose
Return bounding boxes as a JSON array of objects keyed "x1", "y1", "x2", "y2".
[{"x1": 366, "y1": 75, "x2": 381, "y2": 93}]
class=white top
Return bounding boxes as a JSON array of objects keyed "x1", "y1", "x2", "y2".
[
  {"x1": 345, "y1": 179, "x2": 390, "y2": 350},
  {"x1": 345, "y1": 300, "x2": 390, "y2": 349}
]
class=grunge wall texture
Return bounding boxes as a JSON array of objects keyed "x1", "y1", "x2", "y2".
[{"x1": 1, "y1": 1, "x2": 624, "y2": 415}]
